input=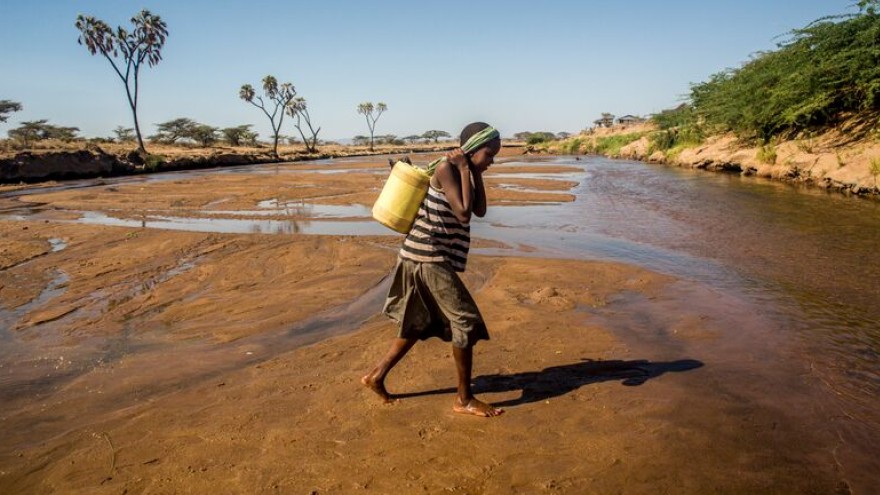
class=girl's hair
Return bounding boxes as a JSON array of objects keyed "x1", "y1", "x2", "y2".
[{"x1": 460, "y1": 122, "x2": 496, "y2": 147}]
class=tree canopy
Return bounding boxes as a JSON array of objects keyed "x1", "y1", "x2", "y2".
[
  {"x1": 113, "y1": 126, "x2": 135, "y2": 142},
  {"x1": 148, "y1": 118, "x2": 221, "y2": 147},
  {"x1": 240, "y1": 76, "x2": 296, "y2": 157},
  {"x1": 515, "y1": 131, "x2": 557, "y2": 144},
  {"x1": 8, "y1": 120, "x2": 80, "y2": 147},
  {"x1": 150, "y1": 118, "x2": 197, "y2": 144},
  {"x1": 0, "y1": 100, "x2": 23, "y2": 123},
  {"x1": 357, "y1": 102, "x2": 387, "y2": 151},
  {"x1": 286, "y1": 97, "x2": 321, "y2": 153},
  {"x1": 221, "y1": 125, "x2": 258, "y2": 147},
  {"x1": 422, "y1": 130, "x2": 450, "y2": 143}
]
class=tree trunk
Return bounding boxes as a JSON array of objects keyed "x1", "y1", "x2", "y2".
[
  {"x1": 295, "y1": 126, "x2": 311, "y2": 153},
  {"x1": 126, "y1": 81, "x2": 147, "y2": 156},
  {"x1": 133, "y1": 113, "x2": 147, "y2": 155}
]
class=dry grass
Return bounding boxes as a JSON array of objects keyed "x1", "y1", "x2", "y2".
[{"x1": 0, "y1": 139, "x2": 466, "y2": 161}]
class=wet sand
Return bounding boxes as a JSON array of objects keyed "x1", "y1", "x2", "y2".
[{"x1": 0, "y1": 153, "x2": 848, "y2": 493}]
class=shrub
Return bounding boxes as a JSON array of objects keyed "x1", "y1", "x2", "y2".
[
  {"x1": 757, "y1": 144, "x2": 777, "y2": 164},
  {"x1": 796, "y1": 137, "x2": 815, "y2": 153},
  {"x1": 648, "y1": 125, "x2": 704, "y2": 154},
  {"x1": 144, "y1": 154, "x2": 166, "y2": 171},
  {"x1": 593, "y1": 132, "x2": 644, "y2": 157},
  {"x1": 563, "y1": 138, "x2": 583, "y2": 154},
  {"x1": 689, "y1": 8, "x2": 880, "y2": 141}
]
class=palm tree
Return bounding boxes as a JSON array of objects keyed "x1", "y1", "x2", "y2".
[
  {"x1": 357, "y1": 102, "x2": 387, "y2": 151},
  {"x1": 287, "y1": 97, "x2": 321, "y2": 153},
  {"x1": 240, "y1": 76, "x2": 296, "y2": 158},
  {"x1": 76, "y1": 10, "x2": 168, "y2": 155}
]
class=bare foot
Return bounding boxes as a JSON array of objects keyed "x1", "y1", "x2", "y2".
[
  {"x1": 453, "y1": 397, "x2": 504, "y2": 417},
  {"x1": 361, "y1": 374, "x2": 396, "y2": 403}
]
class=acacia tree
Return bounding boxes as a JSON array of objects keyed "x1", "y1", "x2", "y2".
[
  {"x1": 221, "y1": 125, "x2": 257, "y2": 146},
  {"x1": 240, "y1": 76, "x2": 296, "y2": 158},
  {"x1": 75, "y1": 10, "x2": 168, "y2": 155},
  {"x1": 286, "y1": 97, "x2": 321, "y2": 153},
  {"x1": 150, "y1": 117, "x2": 197, "y2": 144},
  {"x1": 357, "y1": 102, "x2": 387, "y2": 151},
  {"x1": 378, "y1": 134, "x2": 400, "y2": 145},
  {"x1": 190, "y1": 124, "x2": 219, "y2": 147},
  {"x1": 113, "y1": 126, "x2": 135, "y2": 142},
  {"x1": 8, "y1": 120, "x2": 80, "y2": 147},
  {"x1": 0, "y1": 100, "x2": 23, "y2": 123},
  {"x1": 422, "y1": 130, "x2": 450, "y2": 143},
  {"x1": 8, "y1": 121, "x2": 44, "y2": 147}
]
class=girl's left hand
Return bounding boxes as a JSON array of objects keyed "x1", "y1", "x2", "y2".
[{"x1": 446, "y1": 148, "x2": 470, "y2": 172}]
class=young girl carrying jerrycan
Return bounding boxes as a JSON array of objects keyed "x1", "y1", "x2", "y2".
[{"x1": 362, "y1": 122, "x2": 504, "y2": 417}]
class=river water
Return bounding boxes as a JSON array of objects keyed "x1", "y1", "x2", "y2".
[
  {"x1": 1, "y1": 154, "x2": 879, "y2": 490},
  {"x1": 482, "y1": 156, "x2": 880, "y2": 492}
]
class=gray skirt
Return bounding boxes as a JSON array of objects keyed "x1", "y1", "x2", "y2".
[{"x1": 382, "y1": 258, "x2": 489, "y2": 348}]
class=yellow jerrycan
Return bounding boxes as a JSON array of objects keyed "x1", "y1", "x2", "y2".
[{"x1": 372, "y1": 161, "x2": 431, "y2": 234}]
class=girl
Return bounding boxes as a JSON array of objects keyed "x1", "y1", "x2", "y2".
[{"x1": 362, "y1": 122, "x2": 504, "y2": 417}]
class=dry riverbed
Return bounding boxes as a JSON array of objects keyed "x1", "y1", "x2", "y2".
[{"x1": 0, "y1": 154, "x2": 847, "y2": 493}]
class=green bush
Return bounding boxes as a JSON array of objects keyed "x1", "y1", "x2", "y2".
[
  {"x1": 560, "y1": 137, "x2": 583, "y2": 154},
  {"x1": 652, "y1": 104, "x2": 697, "y2": 130},
  {"x1": 593, "y1": 132, "x2": 644, "y2": 156},
  {"x1": 648, "y1": 127, "x2": 704, "y2": 153},
  {"x1": 649, "y1": 130, "x2": 677, "y2": 152},
  {"x1": 689, "y1": 8, "x2": 880, "y2": 141},
  {"x1": 757, "y1": 144, "x2": 777, "y2": 165},
  {"x1": 144, "y1": 154, "x2": 166, "y2": 171}
]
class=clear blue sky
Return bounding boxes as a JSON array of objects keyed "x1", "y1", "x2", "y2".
[{"x1": 0, "y1": 1, "x2": 854, "y2": 141}]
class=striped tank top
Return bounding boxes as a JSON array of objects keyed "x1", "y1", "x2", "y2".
[{"x1": 399, "y1": 183, "x2": 471, "y2": 272}]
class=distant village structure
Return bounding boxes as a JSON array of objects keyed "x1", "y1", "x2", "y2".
[{"x1": 591, "y1": 113, "x2": 646, "y2": 129}]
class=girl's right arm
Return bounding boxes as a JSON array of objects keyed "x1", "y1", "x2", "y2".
[{"x1": 435, "y1": 149, "x2": 473, "y2": 224}]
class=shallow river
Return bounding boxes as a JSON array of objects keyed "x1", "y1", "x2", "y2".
[
  {"x1": 2, "y1": 154, "x2": 879, "y2": 490},
  {"x1": 485, "y1": 157, "x2": 880, "y2": 490}
]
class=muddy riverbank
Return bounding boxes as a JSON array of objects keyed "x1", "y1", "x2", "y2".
[
  {"x1": 537, "y1": 124, "x2": 880, "y2": 198},
  {"x1": 0, "y1": 142, "x2": 497, "y2": 184}
]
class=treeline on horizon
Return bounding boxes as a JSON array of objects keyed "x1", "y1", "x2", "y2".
[
  {"x1": 650, "y1": 1, "x2": 880, "y2": 152},
  {"x1": 0, "y1": 116, "x2": 462, "y2": 150},
  {"x1": 0, "y1": 119, "x2": 460, "y2": 150}
]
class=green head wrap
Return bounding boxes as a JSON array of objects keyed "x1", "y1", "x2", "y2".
[
  {"x1": 426, "y1": 126, "x2": 500, "y2": 175},
  {"x1": 461, "y1": 126, "x2": 500, "y2": 153}
]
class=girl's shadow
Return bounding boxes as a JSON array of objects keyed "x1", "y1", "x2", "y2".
[{"x1": 395, "y1": 358, "x2": 703, "y2": 407}]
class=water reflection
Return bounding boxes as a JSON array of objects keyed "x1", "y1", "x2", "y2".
[
  {"x1": 71, "y1": 210, "x2": 389, "y2": 236},
  {"x1": 0, "y1": 269, "x2": 68, "y2": 343}
]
